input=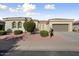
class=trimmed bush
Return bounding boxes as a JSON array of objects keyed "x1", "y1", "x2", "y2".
[
  {"x1": 23, "y1": 20, "x2": 36, "y2": 33},
  {"x1": 73, "y1": 29, "x2": 77, "y2": 32},
  {"x1": 14, "y1": 30, "x2": 23, "y2": 35},
  {"x1": 6, "y1": 29, "x2": 12, "y2": 34},
  {"x1": 78, "y1": 29, "x2": 79, "y2": 32},
  {"x1": 40, "y1": 30, "x2": 49, "y2": 37},
  {"x1": 0, "y1": 30, "x2": 7, "y2": 35}
]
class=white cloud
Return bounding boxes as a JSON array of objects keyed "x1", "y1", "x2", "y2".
[
  {"x1": 0, "y1": 3, "x2": 36, "y2": 12},
  {"x1": 22, "y1": 3, "x2": 36, "y2": 12},
  {"x1": 8, "y1": 5, "x2": 22, "y2": 12},
  {"x1": 26, "y1": 12, "x2": 41, "y2": 16},
  {"x1": 25, "y1": 12, "x2": 54, "y2": 20},
  {"x1": 45, "y1": 4, "x2": 56, "y2": 10},
  {"x1": 8, "y1": 3, "x2": 36, "y2": 13},
  {"x1": 17, "y1": 5, "x2": 21, "y2": 8},
  {"x1": 0, "y1": 4, "x2": 8, "y2": 10},
  {"x1": 9, "y1": 8, "x2": 18, "y2": 12},
  {"x1": 25, "y1": 12, "x2": 44, "y2": 19}
]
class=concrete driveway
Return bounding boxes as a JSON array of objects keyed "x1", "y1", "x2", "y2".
[
  {"x1": 55, "y1": 32, "x2": 79, "y2": 41},
  {"x1": 7, "y1": 32, "x2": 79, "y2": 51},
  {"x1": 4, "y1": 32, "x2": 79, "y2": 56}
]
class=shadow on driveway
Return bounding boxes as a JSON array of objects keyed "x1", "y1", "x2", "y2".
[{"x1": 0, "y1": 36, "x2": 23, "y2": 56}]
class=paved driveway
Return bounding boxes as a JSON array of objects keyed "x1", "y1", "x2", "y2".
[
  {"x1": 55, "y1": 32, "x2": 79, "y2": 41},
  {"x1": 4, "y1": 32, "x2": 79, "y2": 56}
]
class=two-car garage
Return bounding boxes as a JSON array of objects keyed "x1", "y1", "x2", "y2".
[
  {"x1": 52, "y1": 24, "x2": 69, "y2": 32},
  {"x1": 49, "y1": 18, "x2": 73, "y2": 32}
]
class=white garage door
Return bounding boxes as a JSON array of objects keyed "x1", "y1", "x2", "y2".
[{"x1": 53, "y1": 24, "x2": 68, "y2": 32}]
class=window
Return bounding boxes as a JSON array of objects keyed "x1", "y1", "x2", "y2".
[
  {"x1": 18, "y1": 22, "x2": 22, "y2": 28},
  {"x1": 12, "y1": 22, "x2": 16, "y2": 28}
]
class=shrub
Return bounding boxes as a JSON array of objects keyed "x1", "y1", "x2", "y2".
[
  {"x1": 14, "y1": 30, "x2": 23, "y2": 35},
  {"x1": 73, "y1": 29, "x2": 77, "y2": 32},
  {"x1": 78, "y1": 29, "x2": 79, "y2": 32},
  {"x1": 0, "y1": 25, "x2": 5, "y2": 30},
  {"x1": 23, "y1": 20, "x2": 36, "y2": 33},
  {"x1": 6, "y1": 29, "x2": 12, "y2": 34},
  {"x1": 0, "y1": 30, "x2": 7, "y2": 35},
  {"x1": 40, "y1": 30, "x2": 49, "y2": 37}
]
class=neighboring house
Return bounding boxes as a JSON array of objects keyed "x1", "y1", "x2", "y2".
[
  {"x1": 3, "y1": 17, "x2": 74, "y2": 32},
  {"x1": 0, "y1": 20, "x2": 5, "y2": 30},
  {"x1": 73, "y1": 20, "x2": 79, "y2": 31}
]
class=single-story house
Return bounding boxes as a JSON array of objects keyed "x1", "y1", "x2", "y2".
[{"x1": 3, "y1": 17, "x2": 74, "y2": 32}]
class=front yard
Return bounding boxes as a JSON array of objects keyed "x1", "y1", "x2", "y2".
[{"x1": 0, "y1": 32, "x2": 79, "y2": 56}]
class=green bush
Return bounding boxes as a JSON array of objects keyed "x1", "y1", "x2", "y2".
[
  {"x1": 78, "y1": 29, "x2": 79, "y2": 32},
  {"x1": 40, "y1": 30, "x2": 49, "y2": 37},
  {"x1": 0, "y1": 30, "x2": 7, "y2": 35},
  {"x1": 23, "y1": 20, "x2": 36, "y2": 33},
  {"x1": 0, "y1": 25, "x2": 5, "y2": 30},
  {"x1": 14, "y1": 30, "x2": 23, "y2": 35},
  {"x1": 6, "y1": 29, "x2": 12, "y2": 34},
  {"x1": 73, "y1": 29, "x2": 77, "y2": 32}
]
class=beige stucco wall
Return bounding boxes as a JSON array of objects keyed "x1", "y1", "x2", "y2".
[
  {"x1": 34, "y1": 21, "x2": 38, "y2": 29},
  {"x1": 49, "y1": 21, "x2": 73, "y2": 32},
  {"x1": 5, "y1": 19, "x2": 73, "y2": 32},
  {"x1": 5, "y1": 20, "x2": 25, "y2": 32},
  {"x1": 38, "y1": 23, "x2": 49, "y2": 31},
  {"x1": 37, "y1": 20, "x2": 73, "y2": 32},
  {"x1": 5, "y1": 20, "x2": 39, "y2": 32}
]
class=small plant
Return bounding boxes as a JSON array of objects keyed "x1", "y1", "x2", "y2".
[
  {"x1": 40, "y1": 30, "x2": 49, "y2": 37},
  {"x1": 14, "y1": 30, "x2": 23, "y2": 35},
  {"x1": 0, "y1": 30, "x2": 7, "y2": 35},
  {"x1": 6, "y1": 29, "x2": 12, "y2": 34}
]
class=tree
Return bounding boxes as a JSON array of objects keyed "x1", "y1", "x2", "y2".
[
  {"x1": 23, "y1": 20, "x2": 27, "y2": 32},
  {"x1": 23, "y1": 20, "x2": 36, "y2": 34}
]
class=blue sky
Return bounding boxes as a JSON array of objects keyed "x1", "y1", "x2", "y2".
[{"x1": 0, "y1": 3, "x2": 79, "y2": 20}]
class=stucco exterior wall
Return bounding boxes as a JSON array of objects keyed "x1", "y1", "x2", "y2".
[
  {"x1": 4, "y1": 18, "x2": 73, "y2": 32},
  {"x1": 5, "y1": 20, "x2": 25, "y2": 32},
  {"x1": 49, "y1": 21, "x2": 73, "y2": 32},
  {"x1": 38, "y1": 23, "x2": 49, "y2": 31},
  {"x1": 5, "y1": 20, "x2": 39, "y2": 32},
  {"x1": 5, "y1": 21, "x2": 12, "y2": 31},
  {"x1": 34, "y1": 21, "x2": 38, "y2": 29}
]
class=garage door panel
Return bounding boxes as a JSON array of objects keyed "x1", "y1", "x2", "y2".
[{"x1": 53, "y1": 24, "x2": 68, "y2": 31}]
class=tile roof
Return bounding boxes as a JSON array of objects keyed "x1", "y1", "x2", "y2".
[
  {"x1": 54, "y1": 18, "x2": 74, "y2": 20},
  {"x1": 3, "y1": 17, "x2": 32, "y2": 21}
]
